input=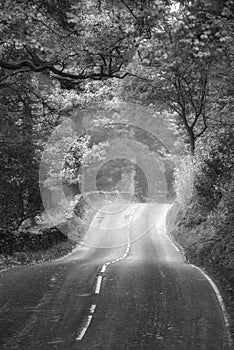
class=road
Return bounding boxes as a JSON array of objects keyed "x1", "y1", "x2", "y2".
[{"x1": 0, "y1": 203, "x2": 232, "y2": 349}]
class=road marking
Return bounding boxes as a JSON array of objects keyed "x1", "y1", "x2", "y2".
[
  {"x1": 76, "y1": 204, "x2": 139, "y2": 341},
  {"x1": 165, "y1": 233, "x2": 180, "y2": 252},
  {"x1": 76, "y1": 304, "x2": 97, "y2": 341},
  {"x1": 191, "y1": 264, "x2": 233, "y2": 349},
  {"x1": 162, "y1": 205, "x2": 181, "y2": 253},
  {"x1": 90, "y1": 304, "x2": 96, "y2": 313},
  {"x1": 155, "y1": 205, "x2": 180, "y2": 254},
  {"x1": 76, "y1": 315, "x2": 93, "y2": 341},
  {"x1": 92, "y1": 205, "x2": 137, "y2": 297},
  {"x1": 100, "y1": 264, "x2": 107, "y2": 273},
  {"x1": 95, "y1": 275, "x2": 103, "y2": 294},
  {"x1": 164, "y1": 206, "x2": 233, "y2": 348}
]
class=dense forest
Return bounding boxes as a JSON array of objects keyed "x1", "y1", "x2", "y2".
[{"x1": 0, "y1": 0, "x2": 234, "y2": 323}]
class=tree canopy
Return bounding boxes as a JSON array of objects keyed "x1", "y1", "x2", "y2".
[
  {"x1": 0, "y1": 0, "x2": 163, "y2": 84},
  {"x1": 1, "y1": 0, "x2": 234, "y2": 228}
]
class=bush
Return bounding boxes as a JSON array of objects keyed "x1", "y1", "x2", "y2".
[{"x1": 0, "y1": 227, "x2": 68, "y2": 255}]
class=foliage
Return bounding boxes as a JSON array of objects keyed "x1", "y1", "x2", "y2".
[
  {"x1": 117, "y1": 0, "x2": 234, "y2": 153},
  {"x1": 0, "y1": 226, "x2": 68, "y2": 255},
  {"x1": 0, "y1": 78, "x2": 43, "y2": 228},
  {"x1": 0, "y1": 0, "x2": 166, "y2": 84},
  {"x1": 174, "y1": 155, "x2": 194, "y2": 214},
  {"x1": 194, "y1": 121, "x2": 234, "y2": 211},
  {"x1": 1, "y1": 0, "x2": 234, "y2": 260}
]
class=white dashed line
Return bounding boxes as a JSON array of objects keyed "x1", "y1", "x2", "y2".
[
  {"x1": 100, "y1": 264, "x2": 107, "y2": 274},
  {"x1": 94, "y1": 275, "x2": 103, "y2": 294},
  {"x1": 89, "y1": 304, "x2": 96, "y2": 314},
  {"x1": 76, "y1": 315, "x2": 93, "y2": 341},
  {"x1": 76, "y1": 205, "x2": 139, "y2": 341},
  {"x1": 76, "y1": 304, "x2": 97, "y2": 340}
]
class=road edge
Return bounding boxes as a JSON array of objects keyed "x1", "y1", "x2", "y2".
[{"x1": 165, "y1": 203, "x2": 234, "y2": 349}]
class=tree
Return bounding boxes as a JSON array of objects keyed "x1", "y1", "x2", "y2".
[
  {"x1": 2, "y1": 0, "x2": 234, "y2": 229},
  {"x1": 117, "y1": 0, "x2": 234, "y2": 153},
  {"x1": 0, "y1": 0, "x2": 163, "y2": 87},
  {"x1": 0, "y1": 68, "x2": 74, "y2": 229},
  {"x1": 0, "y1": 80, "x2": 43, "y2": 228}
]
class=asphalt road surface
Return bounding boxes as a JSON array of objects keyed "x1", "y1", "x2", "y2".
[{"x1": 0, "y1": 203, "x2": 232, "y2": 349}]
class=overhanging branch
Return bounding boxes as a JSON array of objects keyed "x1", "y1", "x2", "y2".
[{"x1": 0, "y1": 59, "x2": 129, "y2": 81}]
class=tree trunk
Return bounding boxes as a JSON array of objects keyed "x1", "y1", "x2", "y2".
[{"x1": 189, "y1": 131, "x2": 195, "y2": 155}]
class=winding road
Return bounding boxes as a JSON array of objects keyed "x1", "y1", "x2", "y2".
[{"x1": 0, "y1": 203, "x2": 232, "y2": 349}]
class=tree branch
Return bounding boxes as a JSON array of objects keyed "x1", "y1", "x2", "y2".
[
  {"x1": 179, "y1": 75, "x2": 198, "y2": 117},
  {"x1": 196, "y1": 122, "x2": 207, "y2": 138},
  {"x1": 0, "y1": 59, "x2": 128, "y2": 81},
  {"x1": 119, "y1": 0, "x2": 138, "y2": 20}
]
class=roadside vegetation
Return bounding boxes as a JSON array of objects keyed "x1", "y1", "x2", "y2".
[
  {"x1": 168, "y1": 129, "x2": 234, "y2": 339},
  {"x1": 0, "y1": 194, "x2": 93, "y2": 270},
  {"x1": 0, "y1": 2, "x2": 234, "y2": 335}
]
